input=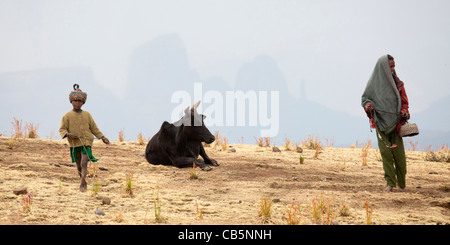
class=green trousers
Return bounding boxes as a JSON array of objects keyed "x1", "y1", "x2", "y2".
[{"x1": 376, "y1": 129, "x2": 407, "y2": 188}]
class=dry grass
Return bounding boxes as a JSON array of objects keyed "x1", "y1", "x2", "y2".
[
  {"x1": 361, "y1": 140, "x2": 372, "y2": 166},
  {"x1": 11, "y1": 117, "x2": 24, "y2": 139},
  {"x1": 284, "y1": 137, "x2": 292, "y2": 151},
  {"x1": 189, "y1": 164, "x2": 199, "y2": 180},
  {"x1": 255, "y1": 137, "x2": 264, "y2": 147},
  {"x1": 282, "y1": 200, "x2": 303, "y2": 225},
  {"x1": 211, "y1": 132, "x2": 229, "y2": 151},
  {"x1": 365, "y1": 199, "x2": 373, "y2": 225},
  {"x1": 0, "y1": 137, "x2": 449, "y2": 225},
  {"x1": 258, "y1": 196, "x2": 273, "y2": 224},
  {"x1": 25, "y1": 122, "x2": 39, "y2": 139},
  {"x1": 10, "y1": 118, "x2": 39, "y2": 139},
  {"x1": 424, "y1": 144, "x2": 450, "y2": 163},
  {"x1": 137, "y1": 132, "x2": 145, "y2": 145},
  {"x1": 21, "y1": 192, "x2": 33, "y2": 213},
  {"x1": 118, "y1": 129, "x2": 124, "y2": 143}
]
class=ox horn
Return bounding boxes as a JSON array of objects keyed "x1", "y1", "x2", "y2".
[
  {"x1": 191, "y1": 100, "x2": 201, "y2": 110},
  {"x1": 184, "y1": 106, "x2": 190, "y2": 115}
]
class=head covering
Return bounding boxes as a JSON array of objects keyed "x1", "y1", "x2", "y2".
[
  {"x1": 361, "y1": 55, "x2": 401, "y2": 134},
  {"x1": 69, "y1": 84, "x2": 87, "y2": 103}
]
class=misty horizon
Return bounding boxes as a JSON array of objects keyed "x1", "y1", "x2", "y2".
[{"x1": 1, "y1": 1, "x2": 449, "y2": 148}]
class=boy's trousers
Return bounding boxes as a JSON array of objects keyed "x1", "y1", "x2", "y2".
[{"x1": 376, "y1": 129, "x2": 407, "y2": 188}]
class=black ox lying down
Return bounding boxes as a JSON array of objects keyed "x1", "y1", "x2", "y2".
[{"x1": 145, "y1": 101, "x2": 220, "y2": 171}]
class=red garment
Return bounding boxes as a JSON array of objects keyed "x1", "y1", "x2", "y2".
[{"x1": 364, "y1": 74, "x2": 409, "y2": 132}]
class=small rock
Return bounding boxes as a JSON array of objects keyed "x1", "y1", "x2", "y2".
[
  {"x1": 102, "y1": 197, "x2": 111, "y2": 205},
  {"x1": 13, "y1": 187, "x2": 28, "y2": 195},
  {"x1": 228, "y1": 148, "x2": 236, "y2": 153},
  {"x1": 272, "y1": 198, "x2": 281, "y2": 203},
  {"x1": 99, "y1": 167, "x2": 109, "y2": 171},
  {"x1": 332, "y1": 221, "x2": 339, "y2": 225},
  {"x1": 50, "y1": 162, "x2": 61, "y2": 167},
  {"x1": 139, "y1": 153, "x2": 145, "y2": 157},
  {"x1": 272, "y1": 147, "x2": 281, "y2": 152},
  {"x1": 95, "y1": 208, "x2": 105, "y2": 216},
  {"x1": 269, "y1": 182, "x2": 280, "y2": 188},
  {"x1": 296, "y1": 146, "x2": 303, "y2": 153}
]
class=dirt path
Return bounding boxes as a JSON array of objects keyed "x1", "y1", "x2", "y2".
[{"x1": 0, "y1": 137, "x2": 448, "y2": 225}]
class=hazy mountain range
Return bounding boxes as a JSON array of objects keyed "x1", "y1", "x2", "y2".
[{"x1": 1, "y1": 34, "x2": 448, "y2": 149}]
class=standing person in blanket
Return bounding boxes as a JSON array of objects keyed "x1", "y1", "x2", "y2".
[{"x1": 362, "y1": 55, "x2": 410, "y2": 192}]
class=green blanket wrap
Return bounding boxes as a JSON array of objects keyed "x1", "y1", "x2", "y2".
[{"x1": 361, "y1": 55, "x2": 401, "y2": 134}]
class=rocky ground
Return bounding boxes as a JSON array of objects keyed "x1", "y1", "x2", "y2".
[{"x1": 0, "y1": 137, "x2": 448, "y2": 225}]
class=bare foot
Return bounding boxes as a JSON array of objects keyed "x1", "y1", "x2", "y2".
[
  {"x1": 384, "y1": 186, "x2": 393, "y2": 192},
  {"x1": 80, "y1": 179, "x2": 87, "y2": 192}
]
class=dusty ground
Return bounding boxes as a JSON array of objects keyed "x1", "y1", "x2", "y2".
[{"x1": 0, "y1": 137, "x2": 448, "y2": 225}]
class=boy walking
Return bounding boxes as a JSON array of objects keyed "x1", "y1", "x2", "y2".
[{"x1": 59, "y1": 84, "x2": 110, "y2": 192}]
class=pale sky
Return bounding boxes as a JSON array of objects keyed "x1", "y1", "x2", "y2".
[{"x1": 1, "y1": 0, "x2": 449, "y2": 117}]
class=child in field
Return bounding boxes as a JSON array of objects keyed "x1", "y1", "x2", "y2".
[{"x1": 59, "y1": 84, "x2": 110, "y2": 192}]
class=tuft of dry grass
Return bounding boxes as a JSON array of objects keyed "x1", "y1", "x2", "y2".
[
  {"x1": 302, "y1": 135, "x2": 323, "y2": 159},
  {"x1": 220, "y1": 136, "x2": 228, "y2": 151},
  {"x1": 304, "y1": 135, "x2": 322, "y2": 150},
  {"x1": 365, "y1": 199, "x2": 373, "y2": 225},
  {"x1": 255, "y1": 137, "x2": 264, "y2": 147},
  {"x1": 213, "y1": 131, "x2": 221, "y2": 148},
  {"x1": 11, "y1": 117, "x2": 24, "y2": 138},
  {"x1": 91, "y1": 178, "x2": 100, "y2": 197},
  {"x1": 11, "y1": 118, "x2": 39, "y2": 139},
  {"x1": 258, "y1": 196, "x2": 273, "y2": 224},
  {"x1": 361, "y1": 140, "x2": 372, "y2": 166},
  {"x1": 310, "y1": 192, "x2": 338, "y2": 225},
  {"x1": 424, "y1": 144, "x2": 449, "y2": 162},
  {"x1": 212, "y1": 131, "x2": 229, "y2": 151},
  {"x1": 114, "y1": 207, "x2": 124, "y2": 223},
  {"x1": 189, "y1": 164, "x2": 199, "y2": 180},
  {"x1": 284, "y1": 137, "x2": 292, "y2": 151},
  {"x1": 255, "y1": 136, "x2": 272, "y2": 147},
  {"x1": 324, "y1": 137, "x2": 335, "y2": 147},
  {"x1": 21, "y1": 192, "x2": 33, "y2": 213},
  {"x1": 339, "y1": 199, "x2": 352, "y2": 217},
  {"x1": 87, "y1": 161, "x2": 98, "y2": 178},
  {"x1": 195, "y1": 199, "x2": 204, "y2": 219},
  {"x1": 25, "y1": 122, "x2": 39, "y2": 139},
  {"x1": 408, "y1": 141, "x2": 418, "y2": 151},
  {"x1": 137, "y1": 132, "x2": 145, "y2": 145},
  {"x1": 283, "y1": 200, "x2": 303, "y2": 225},
  {"x1": 118, "y1": 129, "x2": 124, "y2": 142}
]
